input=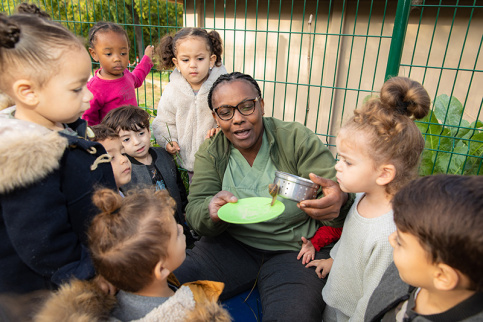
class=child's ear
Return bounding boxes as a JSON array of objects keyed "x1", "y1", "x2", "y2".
[
  {"x1": 88, "y1": 47, "x2": 99, "y2": 62},
  {"x1": 172, "y1": 57, "x2": 179, "y2": 70},
  {"x1": 433, "y1": 263, "x2": 459, "y2": 291},
  {"x1": 376, "y1": 164, "x2": 396, "y2": 186},
  {"x1": 12, "y1": 79, "x2": 39, "y2": 107},
  {"x1": 154, "y1": 260, "x2": 171, "y2": 281},
  {"x1": 209, "y1": 54, "x2": 216, "y2": 69}
]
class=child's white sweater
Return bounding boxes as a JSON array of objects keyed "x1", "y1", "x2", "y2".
[
  {"x1": 152, "y1": 65, "x2": 227, "y2": 171},
  {"x1": 322, "y1": 193, "x2": 396, "y2": 322}
]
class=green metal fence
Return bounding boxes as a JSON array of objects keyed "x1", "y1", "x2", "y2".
[{"x1": 1, "y1": 0, "x2": 481, "y2": 175}]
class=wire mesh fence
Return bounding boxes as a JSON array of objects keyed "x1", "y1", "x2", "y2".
[{"x1": 1, "y1": 0, "x2": 481, "y2": 175}]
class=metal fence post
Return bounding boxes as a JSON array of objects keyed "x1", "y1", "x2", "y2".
[{"x1": 385, "y1": 0, "x2": 412, "y2": 80}]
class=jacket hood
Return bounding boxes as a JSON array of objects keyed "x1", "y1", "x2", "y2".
[{"x1": 0, "y1": 107, "x2": 68, "y2": 194}]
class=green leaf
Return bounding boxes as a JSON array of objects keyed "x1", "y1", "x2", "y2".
[{"x1": 433, "y1": 95, "x2": 466, "y2": 136}]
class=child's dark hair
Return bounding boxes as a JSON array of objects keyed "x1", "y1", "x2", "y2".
[
  {"x1": 208, "y1": 72, "x2": 262, "y2": 110},
  {"x1": 88, "y1": 188, "x2": 176, "y2": 292},
  {"x1": 340, "y1": 76, "x2": 431, "y2": 195},
  {"x1": 88, "y1": 21, "x2": 129, "y2": 48},
  {"x1": 0, "y1": 5, "x2": 83, "y2": 92},
  {"x1": 102, "y1": 105, "x2": 150, "y2": 132},
  {"x1": 393, "y1": 175, "x2": 483, "y2": 291},
  {"x1": 156, "y1": 27, "x2": 223, "y2": 70},
  {"x1": 16, "y1": 3, "x2": 51, "y2": 19},
  {"x1": 90, "y1": 124, "x2": 119, "y2": 142}
]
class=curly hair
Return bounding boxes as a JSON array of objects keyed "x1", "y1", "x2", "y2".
[
  {"x1": 88, "y1": 21, "x2": 128, "y2": 48},
  {"x1": 207, "y1": 72, "x2": 262, "y2": 110},
  {"x1": 88, "y1": 188, "x2": 177, "y2": 292},
  {"x1": 155, "y1": 27, "x2": 223, "y2": 70},
  {"x1": 339, "y1": 76, "x2": 431, "y2": 195}
]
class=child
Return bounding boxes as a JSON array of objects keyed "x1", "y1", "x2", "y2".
[
  {"x1": 152, "y1": 27, "x2": 227, "y2": 179},
  {"x1": 83, "y1": 21, "x2": 154, "y2": 126},
  {"x1": 306, "y1": 77, "x2": 431, "y2": 322},
  {"x1": 0, "y1": 8, "x2": 117, "y2": 293},
  {"x1": 35, "y1": 188, "x2": 231, "y2": 322},
  {"x1": 102, "y1": 105, "x2": 195, "y2": 245},
  {"x1": 365, "y1": 175, "x2": 483, "y2": 322},
  {"x1": 90, "y1": 124, "x2": 132, "y2": 194}
]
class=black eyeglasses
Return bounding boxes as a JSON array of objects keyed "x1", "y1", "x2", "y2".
[{"x1": 214, "y1": 97, "x2": 260, "y2": 121}]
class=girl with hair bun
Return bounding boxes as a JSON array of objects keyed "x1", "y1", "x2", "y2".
[
  {"x1": 303, "y1": 77, "x2": 431, "y2": 322},
  {"x1": 35, "y1": 188, "x2": 230, "y2": 322},
  {"x1": 0, "y1": 6, "x2": 117, "y2": 293},
  {"x1": 152, "y1": 27, "x2": 227, "y2": 178}
]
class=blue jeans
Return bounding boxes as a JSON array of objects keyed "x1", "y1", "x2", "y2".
[{"x1": 174, "y1": 232, "x2": 330, "y2": 322}]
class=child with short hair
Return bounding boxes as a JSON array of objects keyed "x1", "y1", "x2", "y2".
[
  {"x1": 83, "y1": 21, "x2": 154, "y2": 126},
  {"x1": 35, "y1": 188, "x2": 230, "y2": 322},
  {"x1": 102, "y1": 105, "x2": 194, "y2": 244},
  {"x1": 0, "y1": 7, "x2": 117, "y2": 293},
  {"x1": 90, "y1": 124, "x2": 132, "y2": 193},
  {"x1": 365, "y1": 175, "x2": 483, "y2": 322},
  {"x1": 152, "y1": 27, "x2": 227, "y2": 179},
  {"x1": 305, "y1": 77, "x2": 431, "y2": 322}
]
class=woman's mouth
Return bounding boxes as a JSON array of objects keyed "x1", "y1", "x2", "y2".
[{"x1": 233, "y1": 129, "x2": 251, "y2": 139}]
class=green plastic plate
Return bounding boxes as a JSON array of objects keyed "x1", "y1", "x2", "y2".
[{"x1": 218, "y1": 197, "x2": 285, "y2": 224}]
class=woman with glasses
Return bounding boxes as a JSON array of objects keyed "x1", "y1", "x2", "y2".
[{"x1": 175, "y1": 72, "x2": 353, "y2": 321}]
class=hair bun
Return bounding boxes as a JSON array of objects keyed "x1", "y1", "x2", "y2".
[
  {"x1": 92, "y1": 188, "x2": 123, "y2": 216},
  {"x1": 16, "y1": 3, "x2": 51, "y2": 19},
  {"x1": 380, "y1": 76, "x2": 430, "y2": 120},
  {"x1": 0, "y1": 15, "x2": 21, "y2": 49}
]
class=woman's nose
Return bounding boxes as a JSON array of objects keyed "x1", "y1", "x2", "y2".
[{"x1": 231, "y1": 108, "x2": 245, "y2": 124}]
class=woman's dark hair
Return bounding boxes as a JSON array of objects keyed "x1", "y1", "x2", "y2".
[
  {"x1": 88, "y1": 21, "x2": 129, "y2": 48},
  {"x1": 88, "y1": 188, "x2": 176, "y2": 292},
  {"x1": 102, "y1": 105, "x2": 150, "y2": 132},
  {"x1": 339, "y1": 76, "x2": 431, "y2": 196},
  {"x1": 0, "y1": 4, "x2": 83, "y2": 92},
  {"x1": 393, "y1": 175, "x2": 483, "y2": 291},
  {"x1": 207, "y1": 72, "x2": 262, "y2": 110},
  {"x1": 155, "y1": 27, "x2": 223, "y2": 70}
]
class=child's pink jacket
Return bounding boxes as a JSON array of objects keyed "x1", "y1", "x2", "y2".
[{"x1": 83, "y1": 55, "x2": 153, "y2": 126}]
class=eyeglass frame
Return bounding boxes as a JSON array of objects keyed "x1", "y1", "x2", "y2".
[{"x1": 213, "y1": 97, "x2": 261, "y2": 121}]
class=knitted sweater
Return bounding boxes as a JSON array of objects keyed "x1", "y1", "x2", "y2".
[
  {"x1": 152, "y1": 65, "x2": 227, "y2": 171},
  {"x1": 322, "y1": 193, "x2": 396, "y2": 322}
]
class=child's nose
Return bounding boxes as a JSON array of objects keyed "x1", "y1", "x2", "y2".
[
  {"x1": 335, "y1": 159, "x2": 342, "y2": 171},
  {"x1": 84, "y1": 87, "x2": 93, "y2": 102}
]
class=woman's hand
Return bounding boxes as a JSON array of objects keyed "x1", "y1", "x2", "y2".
[
  {"x1": 298, "y1": 173, "x2": 348, "y2": 221},
  {"x1": 166, "y1": 141, "x2": 180, "y2": 155},
  {"x1": 208, "y1": 191, "x2": 238, "y2": 222}
]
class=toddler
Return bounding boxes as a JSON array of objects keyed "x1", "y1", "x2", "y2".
[
  {"x1": 152, "y1": 27, "x2": 227, "y2": 179},
  {"x1": 102, "y1": 105, "x2": 194, "y2": 245},
  {"x1": 90, "y1": 124, "x2": 132, "y2": 194},
  {"x1": 0, "y1": 7, "x2": 117, "y2": 293},
  {"x1": 35, "y1": 188, "x2": 231, "y2": 321},
  {"x1": 83, "y1": 21, "x2": 154, "y2": 126},
  {"x1": 365, "y1": 175, "x2": 483, "y2": 321},
  {"x1": 307, "y1": 77, "x2": 431, "y2": 321}
]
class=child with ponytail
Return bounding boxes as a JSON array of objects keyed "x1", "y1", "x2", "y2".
[
  {"x1": 152, "y1": 27, "x2": 227, "y2": 179},
  {"x1": 0, "y1": 5, "x2": 117, "y2": 294},
  {"x1": 35, "y1": 188, "x2": 230, "y2": 322},
  {"x1": 305, "y1": 77, "x2": 431, "y2": 322}
]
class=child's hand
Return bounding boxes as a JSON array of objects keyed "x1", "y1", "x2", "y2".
[
  {"x1": 205, "y1": 127, "x2": 221, "y2": 139},
  {"x1": 144, "y1": 45, "x2": 154, "y2": 59},
  {"x1": 166, "y1": 141, "x2": 180, "y2": 154},
  {"x1": 305, "y1": 257, "x2": 334, "y2": 279},
  {"x1": 297, "y1": 237, "x2": 316, "y2": 265},
  {"x1": 93, "y1": 275, "x2": 117, "y2": 295}
]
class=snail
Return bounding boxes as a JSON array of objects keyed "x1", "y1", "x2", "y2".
[{"x1": 268, "y1": 183, "x2": 279, "y2": 206}]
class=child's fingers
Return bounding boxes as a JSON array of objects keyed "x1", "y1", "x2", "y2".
[
  {"x1": 301, "y1": 236, "x2": 308, "y2": 244},
  {"x1": 297, "y1": 249, "x2": 305, "y2": 260},
  {"x1": 305, "y1": 259, "x2": 320, "y2": 268}
]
